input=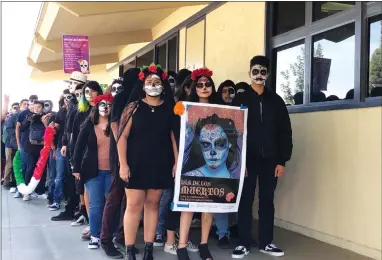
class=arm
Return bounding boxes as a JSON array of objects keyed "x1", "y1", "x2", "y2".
[
  {"x1": 117, "y1": 114, "x2": 133, "y2": 182},
  {"x1": 2, "y1": 95, "x2": 9, "y2": 120},
  {"x1": 277, "y1": 97, "x2": 293, "y2": 166},
  {"x1": 171, "y1": 131, "x2": 179, "y2": 177},
  {"x1": 15, "y1": 122, "x2": 21, "y2": 150}
]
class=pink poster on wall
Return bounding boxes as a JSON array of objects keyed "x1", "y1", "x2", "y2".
[{"x1": 62, "y1": 35, "x2": 90, "y2": 74}]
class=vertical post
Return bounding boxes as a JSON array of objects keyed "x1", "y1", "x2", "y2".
[
  {"x1": 118, "y1": 64, "x2": 124, "y2": 78},
  {"x1": 303, "y1": 2, "x2": 313, "y2": 105},
  {"x1": 354, "y1": 2, "x2": 367, "y2": 101}
]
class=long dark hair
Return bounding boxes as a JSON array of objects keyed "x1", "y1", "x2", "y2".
[
  {"x1": 177, "y1": 75, "x2": 193, "y2": 101},
  {"x1": 89, "y1": 105, "x2": 111, "y2": 137},
  {"x1": 182, "y1": 114, "x2": 239, "y2": 174},
  {"x1": 187, "y1": 75, "x2": 218, "y2": 104}
]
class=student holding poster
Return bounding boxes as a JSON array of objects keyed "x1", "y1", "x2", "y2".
[{"x1": 173, "y1": 68, "x2": 248, "y2": 260}]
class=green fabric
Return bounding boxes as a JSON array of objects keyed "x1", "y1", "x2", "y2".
[{"x1": 13, "y1": 150, "x2": 25, "y2": 185}]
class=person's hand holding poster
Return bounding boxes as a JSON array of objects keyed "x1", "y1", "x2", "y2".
[{"x1": 173, "y1": 102, "x2": 248, "y2": 213}]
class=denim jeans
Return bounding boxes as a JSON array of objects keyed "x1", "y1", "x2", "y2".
[
  {"x1": 214, "y1": 213, "x2": 230, "y2": 239},
  {"x1": 47, "y1": 150, "x2": 57, "y2": 202},
  {"x1": 155, "y1": 189, "x2": 172, "y2": 235},
  {"x1": 19, "y1": 147, "x2": 28, "y2": 179},
  {"x1": 85, "y1": 170, "x2": 112, "y2": 238},
  {"x1": 53, "y1": 148, "x2": 67, "y2": 203}
]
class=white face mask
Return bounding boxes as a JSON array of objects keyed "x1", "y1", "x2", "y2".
[
  {"x1": 85, "y1": 87, "x2": 93, "y2": 102},
  {"x1": 250, "y1": 65, "x2": 268, "y2": 85},
  {"x1": 98, "y1": 101, "x2": 111, "y2": 116},
  {"x1": 144, "y1": 85, "x2": 163, "y2": 97},
  {"x1": 111, "y1": 83, "x2": 123, "y2": 97}
]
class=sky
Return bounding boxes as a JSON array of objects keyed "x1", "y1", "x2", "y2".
[{"x1": 2, "y1": 2, "x2": 67, "y2": 111}]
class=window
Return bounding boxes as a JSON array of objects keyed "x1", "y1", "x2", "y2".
[
  {"x1": 313, "y1": 2, "x2": 355, "y2": 22},
  {"x1": 136, "y1": 49, "x2": 154, "y2": 68},
  {"x1": 275, "y1": 41, "x2": 305, "y2": 105},
  {"x1": 157, "y1": 44, "x2": 167, "y2": 70},
  {"x1": 273, "y1": 2, "x2": 305, "y2": 36},
  {"x1": 368, "y1": 15, "x2": 382, "y2": 97},
  {"x1": 311, "y1": 23, "x2": 355, "y2": 102},
  {"x1": 185, "y1": 19, "x2": 205, "y2": 70}
]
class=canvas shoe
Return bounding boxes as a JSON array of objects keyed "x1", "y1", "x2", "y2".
[
  {"x1": 231, "y1": 246, "x2": 249, "y2": 259},
  {"x1": 88, "y1": 236, "x2": 100, "y2": 249},
  {"x1": 154, "y1": 234, "x2": 165, "y2": 247},
  {"x1": 260, "y1": 244, "x2": 284, "y2": 257},
  {"x1": 164, "y1": 243, "x2": 177, "y2": 255}
]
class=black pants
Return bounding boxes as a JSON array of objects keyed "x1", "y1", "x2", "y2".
[
  {"x1": 238, "y1": 159, "x2": 278, "y2": 249},
  {"x1": 25, "y1": 151, "x2": 47, "y2": 195},
  {"x1": 63, "y1": 159, "x2": 79, "y2": 215},
  {"x1": 165, "y1": 189, "x2": 180, "y2": 232}
]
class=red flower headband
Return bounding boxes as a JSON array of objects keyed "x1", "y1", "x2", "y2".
[
  {"x1": 93, "y1": 94, "x2": 114, "y2": 105},
  {"x1": 139, "y1": 63, "x2": 168, "y2": 81},
  {"x1": 191, "y1": 68, "x2": 213, "y2": 80}
]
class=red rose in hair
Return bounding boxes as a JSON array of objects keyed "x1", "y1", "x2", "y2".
[
  {"x1": 93, "y1": 94, "x2": 114, "y2": 105},
  {"x1": 191, "y1": 68, "x2": 213, "y2": 80},
  {"x1": 162, "y1": 71, "x2": 168, "y2": 81},
  {"x1": 148, "y1": 65, "x2": 157, "y2": 73},
  {"x1": 139, "y1": 71, "x2": 145, "y2": 81}
]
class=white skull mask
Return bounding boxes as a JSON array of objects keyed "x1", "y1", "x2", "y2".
[
  {"x1": 144, "y1": 75, "x2": 163, "y2": 97},
  {"x1": 74, "y1": 90, "x2": 83, "y2": 102},
  {"x1": 43, "y1": 101, "x2": 53, "y2": 113},
  {"x1": 98, "y1": 100, "x2": 112, "y2": 116},
  {"x1": 111, "y1": 83, "x2": 123, "y2": 97},
  {"x1": 63, "y1": 94, "x2": 74, "y2": 105},
  {"x1": 168, "y1": 76, "x2": 176, "y2": 91},
  {"x1": 250, "y1": 65, "x2": 268, "y2": 85}
]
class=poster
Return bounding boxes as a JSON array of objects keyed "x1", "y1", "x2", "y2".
[
  {"x1": 173, "y1": 102, "x2": 248, "y2": 213},
  {"x1": 62, "y1": 35, "x2": 90, "y2": 74}
]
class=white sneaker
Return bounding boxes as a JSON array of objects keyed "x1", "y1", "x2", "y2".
[
  {"x1": 38, "y1": 193, "x2": 48, "y2": 200},
  {"x1": 23, "y1": 194, "x2": 31, "y2": 201},
  {"x1": 13, "y1": 191, "x2": 22, "y2": 198},
  {"x1": 88, "y1": 236, "x2": 100, "y2": 249},
  {"x1": 49, "y1": 203, "x2": 60, "y2": 211},
  {"x1": 9, "y1": 187, "x2": 17, "y2": 193},
  {"x1": 30, "y1": 192, "x2": 38, "y2": 198},
  {"x1": 164, "y1": 243, "x2": 177, "y2": 255},
  {"x1": 71, "y1": 215, "x2": 86, "y2": 226},
  {"x1": 186, "y1": 241, "x2": 199, "y2": 252}
]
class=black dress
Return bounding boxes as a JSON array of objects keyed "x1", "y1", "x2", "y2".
[{"x1": 125, "y1": 100, "x2": 177, "y2": 190}]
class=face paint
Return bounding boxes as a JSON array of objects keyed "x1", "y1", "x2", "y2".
[
  {"x1": 98, "y1": 100, "x2": 112, "y2": 116},
  {"x1": 43, "y1": 101, "x2": 52, "y2": 113},
  {"x1": 63, "y1": 94, "x2": 73, "y2": 105},
  {"x1": 68, "y1": 81, "x2": 80, "y2": 93},
  {"x1": 250, "y1": 65, "x2": 268, "y2": 85},
  {"x1": 196, "y1": 76, "x2": 213, "y2": 99},
  {"x1": 85, "y1": 87, "x2": 98, "y2": 102},
  {"x1": 199, "y1": 125, "x2": 231, "y2": 169},
  {"x1": 168, "y1": 76, "x2": 176, "y2": 92},
  {"x1": 144, "y1": 74, "x2": 163, "y2": 97},
  {"x1": 222, "y1": 86, "x2": 236, "y2": 104},
  {"x1": 74, "y1": 90, "x2": 83, "y2": 102},
  {"x1": 111, "y1": 83, "x2": 123, "y2": 97}
]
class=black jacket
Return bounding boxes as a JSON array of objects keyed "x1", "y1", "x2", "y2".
[
  {"x1": 234, "y1": 87, "x2": 293, "y2": 166},
  {"x1": 72, "y1": 119, "x2": 98, "y2": 183},
  {"x1": 70, "y1": 108, "x2": 91, "y2": 166}
]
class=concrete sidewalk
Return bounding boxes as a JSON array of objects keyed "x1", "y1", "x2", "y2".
[{"x1": 1, "y1": 188, "x2": 373, "y2": 260}]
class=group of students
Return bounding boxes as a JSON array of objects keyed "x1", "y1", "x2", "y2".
[{"x1": 1, "y1": 55, "x2": 293, "y2": 260}]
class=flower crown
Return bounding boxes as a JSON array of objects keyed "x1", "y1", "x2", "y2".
[
  {"x1": 93, "y1": 94, "x2": 114, "y2": 105},
  {"x1": 191, "y1": 68, "x2": 213, "y2": 80},
  {"x1": 138, "y1": 63, "x2": 168, "y2": 81}
]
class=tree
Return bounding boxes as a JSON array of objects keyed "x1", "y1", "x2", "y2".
[
  {"x1": 280, "y1": 70, "x2": 293, "y2": 104},
  {"x1": 369, "y1": 21, "x2": 382, "y2": 88}
]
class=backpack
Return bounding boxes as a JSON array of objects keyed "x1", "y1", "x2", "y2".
[{"x1": 29, "y1": 120, "x2": 45, "y2": 145}]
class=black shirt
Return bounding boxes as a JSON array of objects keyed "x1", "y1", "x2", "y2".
[
  {"x1": 20, "y1": 115, "x2": 45, "y2": 154},
  {"x1": 54, "y1": 108, "x2": 67, "y2": 148}
]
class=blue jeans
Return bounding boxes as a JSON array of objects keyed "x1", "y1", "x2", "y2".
[
  {"x1": 53, "y1": 148, "x2": 67, "y2": 203},
  {"x1": 85, "y1": 170, "x2": 112, "y2": 238},
  {"x1": 47, "y1": 150, "x2": 57, "y2": 201},
  {"x1": 19, "y1": 147, "x2": 28, "y2": 179},
  {"x1": 156, "y1": 189, "x2": 172, "y2": 235},
  {"x1": 214, "y1": 213, "x2": 230, "y2": 239}
]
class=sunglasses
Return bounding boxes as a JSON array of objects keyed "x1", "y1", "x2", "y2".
[
  {"x1": 196, "y1": 82, "x2": 212, "y2": 89},
  {"x1": 251, "y1": 68, "x2": 268, "y2": 76}
]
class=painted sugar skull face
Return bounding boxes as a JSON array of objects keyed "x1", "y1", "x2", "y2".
[
  {"x1": 111, "y1": 82, "x2": 123, "y2": 97},
  {"x1": 222, "y1": 86, "x2": 235, "y2": 104},
  {"x1": 98, "y1": 100, "x2": 112, "y2": 117},
  {"x1": 144, "y1": 74, "x2": 163, "y2": 97},
  {"x1": 63, "y1": 94, "x2": 73, "y2": 105},
  {"x1": 199, "y1": 124, "x2": 231, "y2": 169},
  {"x1": 250, "y1": 64, "x2": 268, "y2": 85},
  {"x1": 74, "y1": 89, "x2": 83, "y2": 102},
  {"x1": 196, "y1": 76, "x2": 213, "y2": 99},
  {"x1": 43, "y1": 100, "x2": 53, "y2": 113},
  {"x1": 85, "y1": 87, "x2": 99, "y2": 102},
  {"x1": 168, "y1": 76, "x2": 176, "y2": 92}
]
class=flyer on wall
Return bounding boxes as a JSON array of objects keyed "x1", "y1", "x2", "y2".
[
  {"x1": 62, "y1": 35, "x2": 90, "y2": 74},
  {"x1": 172, "y1": 102, "x2": 248, "y2": 213}
]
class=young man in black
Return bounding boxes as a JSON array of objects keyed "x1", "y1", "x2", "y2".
[{"x1": 232, "y1": 56, "x2": 293, "y2": 258}]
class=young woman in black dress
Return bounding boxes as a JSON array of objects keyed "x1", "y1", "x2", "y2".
[
  {"x1": 117, "y1": 64, "x2": 178, "y2": 260},
  {"x1": 177, "y1": 68, "x2": 218, "y2": 260}
]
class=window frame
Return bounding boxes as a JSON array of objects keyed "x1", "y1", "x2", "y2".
[
  {"x1": 267, "y1": 2, "x2": 382, "y2": 113},
  {"x1": 154, "y1": 32, "x2": 179, "y2": 72}
]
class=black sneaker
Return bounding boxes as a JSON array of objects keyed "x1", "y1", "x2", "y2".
[
  {"x1": 232, "y1": 246, "x2": 249, "y2": 259},
  {"x1": 88, "y1": 236, "x2": 100, "y2": 249},
  {"x1": 101, "y1": 243, "x2": 123, "y2": 259},
  {"x1": 260, "y1": 244, "x2": 284, "y2": 257},
  {"x1": 153, "y1": 234, "x2": 165, "y2": 247},
  {"x1": 51, "y1": 211, "x2": 73, "y2": 221},
  {"x1": 218, "y1": 235, "x2": 231, "y2": 249}
]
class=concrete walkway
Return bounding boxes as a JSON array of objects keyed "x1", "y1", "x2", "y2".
[{"x1": 1, "y1": 188, "x2": 373, "y2": 260}]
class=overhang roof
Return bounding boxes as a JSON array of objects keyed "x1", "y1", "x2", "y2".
[{"x1": 28, "y1": 1, "x2": 209, "y2": 81}]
